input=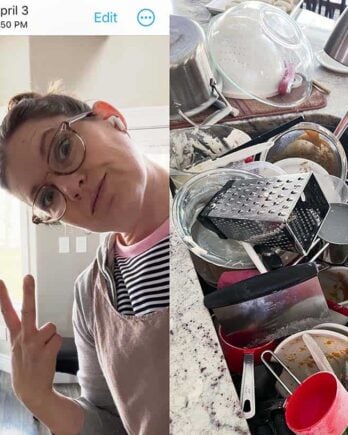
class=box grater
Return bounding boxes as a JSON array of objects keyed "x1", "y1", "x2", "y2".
[{"x1": 198, "y1": 173, "x2": 330, "y2": 255}]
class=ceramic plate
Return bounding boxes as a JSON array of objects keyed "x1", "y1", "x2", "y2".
[
  {"x1": 312, "y1": 323, "x2": 348, "y2": 337},
  {"x1": 316, "y1": 50, "x2": 348, "y2": 75},
  {"x1": 274, "y1": 158, "x2": 329, "y2": 177},
  {"x1": 274, "y1": 329, "x2": 348, "y2": 397}
]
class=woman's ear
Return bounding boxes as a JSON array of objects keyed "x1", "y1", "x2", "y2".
[{"x1": 92, "y1": 100, "x2": 128, "y2": 132}]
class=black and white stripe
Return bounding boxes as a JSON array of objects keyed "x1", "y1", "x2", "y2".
[{"x1": 113, "y1": 237, "x2": 169, "y2": 316}]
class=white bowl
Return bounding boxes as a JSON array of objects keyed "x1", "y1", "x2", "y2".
[{"x1": 274, "y1": 329, "x2": 348, "y2": 398}]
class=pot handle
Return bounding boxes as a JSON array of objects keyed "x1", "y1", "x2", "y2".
[
  {"x1": 240, "y1": 353, "x2": 256, "y2": 419},
  {"x1": 174, "y1": 78, "x2": 239, "y2": 127},
  {"x1": 203, "y1": 79, "x2": 240, "y2": 125}
]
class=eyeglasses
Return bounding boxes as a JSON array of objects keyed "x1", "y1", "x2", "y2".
[{"x1": 32, "y1": 111, "x2": 94, "y2": 224}]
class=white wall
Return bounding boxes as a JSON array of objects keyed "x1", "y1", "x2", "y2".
[
  {"x1": 34, "y1": 225, "x2": 101, "y2": 337},
  {"x1": 0, "y1": 36, "x2": 31, "y2": 106},
  {"x1": 29, "y1": 36, "x2": 169, "y2": 107}
]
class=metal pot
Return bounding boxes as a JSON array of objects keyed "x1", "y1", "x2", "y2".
[
  {"x1": 324, "y1": 7, "x2": 348, "y2": 67},
  {"x1": 321, "y1": 243, "x2": 348, "y2": 265},
  {"x1": 170, "y1": 15, "x2": 238, "y2": 125}
]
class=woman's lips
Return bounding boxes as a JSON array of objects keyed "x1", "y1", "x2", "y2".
[{"x1": 91, "y1": 173, "x2": 106, "y2": 214}]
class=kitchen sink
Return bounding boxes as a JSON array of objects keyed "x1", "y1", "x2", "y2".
[{"x1": 172, "y1": 112, "x2": 348, "y2": 434}]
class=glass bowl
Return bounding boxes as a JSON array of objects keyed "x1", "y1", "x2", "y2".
[
  {"x1": 172, "y1": 168, "x2": 260, "y2": 271},
  {"x1": 259, "y1": 122, "x2": 347, "y2": 180},
  {"x1": 207, "y1": 1, "x2": 314, "y2": 107}
]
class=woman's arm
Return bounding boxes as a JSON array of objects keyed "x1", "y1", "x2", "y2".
[{"x1": 26, "y1": 390, "x2": 85, "y2": 435}]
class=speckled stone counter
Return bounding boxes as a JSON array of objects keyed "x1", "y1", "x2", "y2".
[
  {"x1": 170, "y1": 3, "x2": 348, "y2": 434},
  {"x1": 170, "y1": 230, "x2": 250, "y2": 435}
]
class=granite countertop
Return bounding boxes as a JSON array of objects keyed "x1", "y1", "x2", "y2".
[
  {"x1": 170, "y1": 3, "x2": 348, "y2": 434},
  {"x1": 170, "y1": 230, "x2": 250, "y2": 434}
]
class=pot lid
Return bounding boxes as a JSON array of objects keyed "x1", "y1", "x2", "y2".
[
  {"x1": 170, "y1": 15, "x2": 205, "y2": 65},
  {"x1": 207, "y1": 1, "x2": 314, "y2": 107}
]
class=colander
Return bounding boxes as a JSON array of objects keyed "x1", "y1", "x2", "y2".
[{"x1": 207, "y1": 1, "x2": 314, "y2": 107}]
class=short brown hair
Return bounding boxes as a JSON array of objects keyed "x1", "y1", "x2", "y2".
[{"x1": 0, "y1": 91, "x2": 91, "y2": 189}]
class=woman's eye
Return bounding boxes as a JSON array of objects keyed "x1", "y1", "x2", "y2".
[
  {"x1": 54, "y1": 136, "x2": 72, "y2": 162},
  {"x1": 38, "y1": 188, "x2": 56, "y2": 209},
  {"x1": 58, "y1": 137, "x2": 71, "y2": 160}
]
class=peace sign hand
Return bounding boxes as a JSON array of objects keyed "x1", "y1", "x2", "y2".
[{"x1": 0, "y1": 275, "x2": 62, "y2": 407}]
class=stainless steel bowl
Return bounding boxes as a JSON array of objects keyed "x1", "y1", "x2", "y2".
[
  {"x1": 170, "y1": 15, "x2": 223, "y2": 120},
  {"x1": 260, "y1": 122, "x2": 347, "y2": 180}
]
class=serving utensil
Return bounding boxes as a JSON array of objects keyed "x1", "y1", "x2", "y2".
[
  {"x1": 302, "y1": 333, "x2": 334, "y2": 373},
  {"x1": 186, "y1": 117, "x2": 304, "y2": 173}
]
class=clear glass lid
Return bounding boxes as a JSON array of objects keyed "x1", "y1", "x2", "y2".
[{"x1": 207, "y1": 1, "x2": 314, "y2": 107}]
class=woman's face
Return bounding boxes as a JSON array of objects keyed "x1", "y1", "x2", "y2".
[{"x1": 5, "y1": 114, "x2": 148, "y2": 232}]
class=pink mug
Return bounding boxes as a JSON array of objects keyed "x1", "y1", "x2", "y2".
[{"x1": 262, "y1": 350, "x2": 348, "y2": 435}]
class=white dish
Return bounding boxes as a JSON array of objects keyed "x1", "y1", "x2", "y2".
[
  {"x1": 274, "y1": 157, "x2": 329, "y2": 177},
  {"x1": 312, "y1": 323, "x2": 348, "y2": 337},
  {"x1": 274, "y1": 329, "x2": 348, "y2": 397},
  {"x1": 316, "y1": 50, "x2": 348, "y2": 75},
  {"x1": 273, "y1": 159, "x2": 347, "y2": 203}
]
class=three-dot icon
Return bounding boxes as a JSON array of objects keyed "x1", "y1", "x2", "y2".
[{"x1": 137, "y1": 8, "x2": 155, "y2": 27}]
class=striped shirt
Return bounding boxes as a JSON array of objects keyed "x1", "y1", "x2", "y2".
[{"x1": 113, "y1": 223, "x2": 169, "y2": 316}]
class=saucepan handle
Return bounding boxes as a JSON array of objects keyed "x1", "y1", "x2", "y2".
[
  {"x1": 174, "y1": 78, "x2": 240, "y2": 127},
  {"x1": 240, "y1": 353, "x2": 256, "y2": 419}
]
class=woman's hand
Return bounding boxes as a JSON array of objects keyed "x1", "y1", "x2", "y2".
[{"x1": 0, "y1": 275, "x2": 62, "y2": 408}]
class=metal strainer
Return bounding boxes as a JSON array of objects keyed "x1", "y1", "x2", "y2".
[{"x1": 198, "y1": 173, "x2": 330, "y2": 255}]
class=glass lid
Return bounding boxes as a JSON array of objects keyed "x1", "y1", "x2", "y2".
[{"x1": 207, "y1": 1, "x2": 314, "y2": 107}]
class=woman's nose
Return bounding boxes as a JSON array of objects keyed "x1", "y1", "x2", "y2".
[{"x1": 49, "y1": 172, "x2": 86, "y2": 201}]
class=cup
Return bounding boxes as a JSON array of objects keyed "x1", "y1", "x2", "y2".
[
  {"x1": 261, "y1": 350, "x2": 348, "y2": 435},
  {"x1": 285, "y1": 371, "x2": 348, "y2": 434}
]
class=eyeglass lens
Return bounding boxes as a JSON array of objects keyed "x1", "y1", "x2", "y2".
[{"x1": 33, "y1": 127, "x2": 85, "y2": 222}]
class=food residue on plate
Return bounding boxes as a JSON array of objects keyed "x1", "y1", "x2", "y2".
[{"x1": 283, "y1": 129, "x2": 335, "y2": 174}]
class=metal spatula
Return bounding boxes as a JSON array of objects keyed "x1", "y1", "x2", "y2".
[{"x1": 204, "y1": 263, "x2": 329, "y2": 345}]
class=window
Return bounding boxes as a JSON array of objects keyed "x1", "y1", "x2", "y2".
[{"x1": 0, "y1": 189, "x2": 23, "y2": 304}]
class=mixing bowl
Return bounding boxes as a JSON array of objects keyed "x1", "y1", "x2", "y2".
[
  {"x1": 207, "y1": 1, "x2": 314, "y2": 107},
  {"x1": 172, "y1": 169, "x2": 260, "y2": 285}
]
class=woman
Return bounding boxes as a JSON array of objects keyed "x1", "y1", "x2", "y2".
[{"x1": 0, "y1": 92, "x2": 169, "y2": 435}]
